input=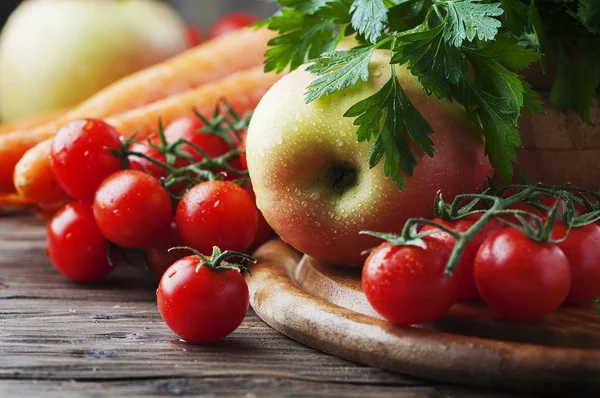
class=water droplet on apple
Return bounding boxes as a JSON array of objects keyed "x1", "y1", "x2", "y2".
[
  {"x1": 294, "y1": 188, "x2": 302, "y2": 197},
  {"x1": 359, "y1": 216, "x2": 366, "y2": 223},
  {"x1": 336, "y1": 140, "x2": 344, "y2": 147},
  {"x1": 301, "y1": 201, "x2": 307, "y2": 207},
  {"x1": 315, "y1": 221, "x2": 321, "y2": 228}
]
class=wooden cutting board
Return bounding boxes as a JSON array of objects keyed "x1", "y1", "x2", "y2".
[{"x1": 246, "y1": 239, "x2": 600, "y2": 396}]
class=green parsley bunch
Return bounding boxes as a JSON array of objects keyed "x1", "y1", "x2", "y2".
[{"x1": 258, "y1": 0, "x2": 599, "y2": 189}]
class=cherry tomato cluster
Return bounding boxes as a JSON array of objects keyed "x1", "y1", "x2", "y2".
[
  {"x1": 45, "y1": 104, "x2": 272, "y2": 342},
  {"x1": 362, "y1": 186, "x2": 600, "y2": 325}
]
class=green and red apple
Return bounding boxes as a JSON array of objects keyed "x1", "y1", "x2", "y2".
[
  {"x1": 246, "y1": 50, "x2": 492, "y2": 267},
  {"x1": 0, "y1": 0, "x2": 189, "y2": 121}
]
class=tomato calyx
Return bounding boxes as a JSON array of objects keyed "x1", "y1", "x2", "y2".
[
  {"x1": 169, "y1": 246, "x2": 256, "y2": 274},
  {"x1": 109, "y1": 100, "x2": 251, "y2": 201},
  {"x1": 364, "y1": 183, "x2": 600, "y2": 277}
]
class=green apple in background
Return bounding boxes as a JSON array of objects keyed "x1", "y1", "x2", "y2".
[
  {"x1": 0, "y1": 0, "x2": 189, "y2": 121},
  {"x1": 246, "y1": 50, "x2": 493, "y2": 267}
]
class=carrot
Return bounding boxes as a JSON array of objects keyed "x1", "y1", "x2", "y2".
[
  {"x1": 64, "y1": 27, "x2": 275, "y2": 120},
  {"x1": 0, "y1": 27, "x2": 274, "y2": 194},
  {"x1": 0, "y1": 108, "x2": 67, "y2": 135},
  {"x1": 14, "y1": 139, "x2": 68, "y2": 203},
  {"x1": 12, "y1": 65, "x2": 284, "y2": 204}
]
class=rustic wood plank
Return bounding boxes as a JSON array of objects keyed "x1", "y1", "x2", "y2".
[
  {"x1": 0, "y1": 379, "x2": 523, "y2": 398},
  {"x1": 0, "y1": 213, "x2": 528, "y2": 397}
]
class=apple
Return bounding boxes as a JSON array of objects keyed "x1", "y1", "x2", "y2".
[
  {"x1": 0, "y1": 0, "x2": 189, "y2": 121},
  {"x1": 246, "y1": 50, "x2": 493, "y2": 267}
]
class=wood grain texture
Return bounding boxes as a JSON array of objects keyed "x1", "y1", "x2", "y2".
[
  {"x1": 247, "y1": 239, "x2": 600, "y2": 397},
  {"x1": 0, "y1": 213, "x2": 523, "y2": 397}
]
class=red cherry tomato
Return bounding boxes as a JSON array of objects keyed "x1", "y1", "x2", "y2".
[
  {"x1": 146, "y1": 222, "x2": 186, "y2": 279},
  {"x1": 93, "y1": 170, "x2": 172, "y2": 248},
  {"x1": 186, "y1": 24, "x2": 202, "y2": 47},
  {"x1": 421, "y1": 214, "x2": 503, "y2": 300},
  {"x1": 474, "y1": 228, "x2": 571, "y2": 322},
  {"x1": 539, "y1": 196, "x2": 589, "y2": 217},
  {"x1": 209, "y1": 11, "x2": 260, "y2": 39},
  {"x1": 128, "y1": 143, "x2": 171, "y2": 179},
  {"x1": 128, "y1": 142, "x2": 190, "y2": 195},
  {"x1": 362, "y1": 239, "x2": 459, "y2": 325},
  {"x1": 157, "y1": 254, "x2": 249, "y2": 342},
  {"x1": 165, "y1": 117, "x2": 232, "y2": 162},
  {"x1": 551, "y1": 222, "x2": 600, "y2": 304},
  {"x1": 176, "y1": 180, "x2": 258, "y2": 253},
  {"x1": 47, "y1": 202, "x2": 114, "y2": 283},
  {"x1": 51, "y1": 119, "x2": 122, "y2": 202},
  {"x1": 498, "y1": 201, "x2": 544, "y2": 226}
]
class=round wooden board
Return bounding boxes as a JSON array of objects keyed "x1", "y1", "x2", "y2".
[{"x1": 247, "y1": 239, "x2": 600, "y2": 396}]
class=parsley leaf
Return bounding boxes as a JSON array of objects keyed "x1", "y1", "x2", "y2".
[
  {"x1": 459, "y1": 82, "x2": 522, "y2": 182},
  {"x1": 464, "y1": 37, "x2": 542, "y2": 116},
  {"x1": 392, "y1": 24, "x2": 468, "y2": 99},
  {"x1": 469, "y1": 36, "x2": 540, "y2": 71},
  {"x1": 277, "y1": 0, "x2": 331, "y2": 14},
  {"x1": 579, "y1": 0, "x2": 600, "y2": 33},
  {"x1": 500, "y1": 0, "x2": 530, "y2": 36},
  {"x1": 350, "y1": 0, "x2": 389, "y2": 44},
  {"x1": 305, "y1": 46, "x2": 377, "y2": 103},
  {"x1": 344, "y1": 67, "x2": 434, "y2": 189},
  {"x1": 262, "y1": 9, "x2": 338, "y2": 73},
  {"x1": 550, "y1": 49, "x2": 596, "y2": 125},
  {"x1": 387, "y1": 0, "x2": 429, "y2": 32},
  {"x1": 442, "y1": 0, "x2": 504, "y2": 47}
]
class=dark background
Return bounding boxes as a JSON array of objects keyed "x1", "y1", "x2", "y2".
[{"x1": 0, "y1": 0, "x2": 277, "y2": 31}]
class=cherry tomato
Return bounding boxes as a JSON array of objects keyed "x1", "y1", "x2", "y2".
[
  {"x1": 176, "y1": 181, "x2": 258, "y2": 254},
  {"x1": 128, "y1": 142, "x2": 190, "y2": 195},
  {"x1": 209, "y1": 11, "x2": 260, "y2": 39},
  {"x1": 498, "y1": 201, "x2": 544, "y2": 226},
  {"x1": 362, "y1": 238, "x2": 459, "y2": 325},
  {"x1": 128, "y1": 143, "x2": 171, "y2": 179},
  {"x1": 474, "y1": 228, "x2": 571, "y2": 322},
  {"x1": 551, "y1": 222, "x2": 600, "y2": 303},
  {"x1": 93, "y1": 170, "x2": 172, "y2": 248},
  {"x1": 421, "y1": 214, "x2": 503, "y2": 300},
  {"x1": 165, "y1": 117, "x2": 231, "y2": 162},
  {"x1": 186, "y1": 24, "x2": 202, "y2": 47},
  {"x1": 146, "y1": 222, "x2": 186, "y2": 279},
  {"x1": 157, "y1": 254, "x2": 249, "y2": 342},
  {"x1": 47, "y1": 202, "x2": 114, "y2": 283},
  {"x1": 51, "y1": 119, "x2": 122, "y2": 202},
  {"x1": 539, "y1": 196, "x2": 588, "y2": 217}
]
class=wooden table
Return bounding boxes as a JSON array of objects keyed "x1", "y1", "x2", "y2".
[{"x1": 0, "y1": 212, "x2": 525, "y2": 397}]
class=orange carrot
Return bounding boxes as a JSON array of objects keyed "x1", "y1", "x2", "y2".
[
  {"x1": 0, "y1": 108, "x2": 67, "y2": 135},
  {"x1": 14, "y1": 139, "x2": 68, "y2": 203},
  {"x1": 12, "y1": 66, "x2": 283, "y2": 204},
  {"x1": 64, "y1": 27, "x2": 274, "y2": 120},
  {"x1": 0, "y1": 27, "x2": 274, "y2": 194}
]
